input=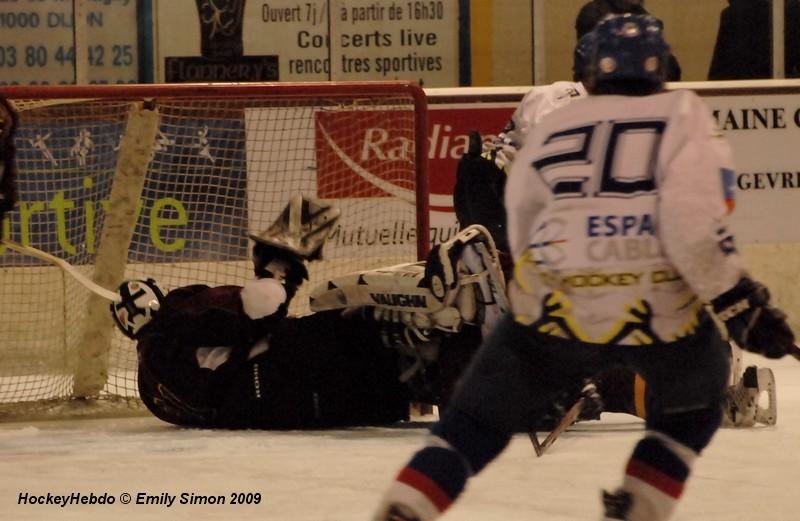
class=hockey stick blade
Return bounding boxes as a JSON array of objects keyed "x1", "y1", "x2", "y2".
[
  {"x1": 529, "y1": 431, "x2": 546, "y2": 457},
  {"x1": 2, "y1": 239, "x2": 120, "y2": 302},
  {"x1": 529, "y1": 396, "x2": 587, "y2": 457}
]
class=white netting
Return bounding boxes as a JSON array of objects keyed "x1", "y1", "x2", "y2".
[{"x1": 0, "y1": 82, "x2": 428, "y2": 418}]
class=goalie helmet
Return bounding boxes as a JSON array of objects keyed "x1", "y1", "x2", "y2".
[
  {"x1": 586, "y1": 13, "x2": 669, "y2": 94},
  {"x1": 111, "y1": 278, "x2": 166, "y2": 340},
  {"x1": 248, "y1": 194, "x2": 341, "y2": 262}
]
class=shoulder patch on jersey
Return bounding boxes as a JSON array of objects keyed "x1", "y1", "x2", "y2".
[{"x1": 720, "y1": 167, "x2": 736, "y2": 213}]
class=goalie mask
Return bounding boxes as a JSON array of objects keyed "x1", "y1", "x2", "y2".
[
  {"x1": 111, "y1": 278, "x2": 166, "y2": 340},
  {"x1": 249, "y1": 194, "x2": 341, "y2": 262}
]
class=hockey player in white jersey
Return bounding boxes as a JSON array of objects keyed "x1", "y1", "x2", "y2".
[
  {"x1": 454, "y1": 39, "x2": 589, "y2": 253},
  {"x1": 371, "y1": 14, "x2": 795, "y2": 521},
  {"x1": 456, "y1": 30, "x2": 777, "y2": 430}
]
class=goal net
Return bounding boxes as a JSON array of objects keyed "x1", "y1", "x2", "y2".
[{"x1": 0, "y1": 82, "x2": 429, "y2": 418}]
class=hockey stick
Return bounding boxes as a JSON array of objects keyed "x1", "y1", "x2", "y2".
[
  {"x1": 2, "y1": 239, "x2": 120, "y2": 302},
  {"x1": 791, "y1": 344, "x2": 800, "y2": 362},
  {"x1": 529, "y1": 394, "x2": 588, "y2": 457}
]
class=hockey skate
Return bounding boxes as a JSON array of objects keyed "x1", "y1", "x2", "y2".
[
  {"x1": 602, "y1": 490, "x2": 633, "y2": 520},
  {"x1": 377, "y1": 503, "x2": 421, "y2": 521},
  {"x1": 722, "y1": 365, "x2": 777, "y2": 427},
  {"x1": 530, "y1": 382, "x2": 602, "y2": 456}
]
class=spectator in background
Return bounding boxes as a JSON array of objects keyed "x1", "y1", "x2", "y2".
[
  {"x1": 0, "y1": 100, "x2": 17, "y2": 222},
  {"x1": 709, "y1": 0, "x2": 800, "y2": 80},
  {"x1": 575, "y1": 0, "x2": 682, "y2": 81},
  {"x1": 575, "y1": 0, "x2": 647, "y2": 38}
]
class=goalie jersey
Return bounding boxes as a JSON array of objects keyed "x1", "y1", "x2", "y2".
[
  {"x1": 135, "y1": 283, "x2": 411, "y2": 428},
  {"x1": 506, "y1": 89, "x2": 746, "y2": 345}
]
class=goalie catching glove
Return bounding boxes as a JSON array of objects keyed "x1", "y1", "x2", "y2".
[
  {"x1": 248, "y1": 194, "x2": 341, "y2": 263},
  {"x1": 711, "y1": 277, "x2": 794, "y2": 359}
]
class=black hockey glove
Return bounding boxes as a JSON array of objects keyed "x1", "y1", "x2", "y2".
[
  {"x1": 453, "y1": 131, "x2": 508, "y2": 252},
  {"x1": 711, "y1": 277, "x2": 795, "y2": 359}
]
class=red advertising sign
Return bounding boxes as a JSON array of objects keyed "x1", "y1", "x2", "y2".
[
  {"x1": 314, "y1": 104, "x2": 517, "y2": 213},
  {"x1": 315, "y1": 110, "x2": 417, "y2": 201}
]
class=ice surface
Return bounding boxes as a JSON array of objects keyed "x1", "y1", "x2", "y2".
[{"x1": 1, "y1": 352, "x2": 798, "y2": 521}]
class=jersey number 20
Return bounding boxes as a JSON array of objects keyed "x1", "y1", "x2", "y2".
[{"x1": 532, "y1": 120, "x2": 666, "y2": 199}]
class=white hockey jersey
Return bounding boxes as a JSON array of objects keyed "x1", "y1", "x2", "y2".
[
  {"x1": 506, "y1": 89, "x2": 746, "y2": 345},
  {"x1": 484, "y1": 81, "x2": 587, "y2": 170}
]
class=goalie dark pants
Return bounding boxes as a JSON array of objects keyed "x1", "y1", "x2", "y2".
[
  {"x1": 214, "y1": 311, "x2": 412, "y2": 429},
  {"x1": 395, "y1": 313, "x2": 730, "y2": 514},
  {"x1": 139, "y1": 310, "x2": 412, "y2": 430}
]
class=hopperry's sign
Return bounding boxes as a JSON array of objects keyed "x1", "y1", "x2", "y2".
[{"x1": 155, "y1": 0, "x2": 459, "y2": 85}]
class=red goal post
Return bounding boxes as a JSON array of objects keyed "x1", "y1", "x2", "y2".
[{"x1": 0, "y1": 81, "x2": 429, "y2": 417}]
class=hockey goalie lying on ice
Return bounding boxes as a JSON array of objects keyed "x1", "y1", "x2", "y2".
[
  {"x1": 109, "y1": 195, "x2": 497, "y2": 429},
  {"x1": 109, "y1": 194, "x2": 777, "y2": 431}
]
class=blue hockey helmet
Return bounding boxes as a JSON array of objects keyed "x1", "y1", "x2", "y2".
[
  {"x1": 587, "y1": 13, "x2": 670, "y2": 92},
  {"x1": 572, "y1": 31, "x2": 596, "y2": 82}
]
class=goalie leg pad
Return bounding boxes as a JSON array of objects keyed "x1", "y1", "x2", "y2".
[
  {"x1": 425, "y1": 224, "x2": 508, "y2": 333},
  {"x1": 459, "y1": 240, "x2": 509, "y2": 335},
  {"x1": 310, "y1": 224, "x2": 508, "y2": 336},
  {"x1": 425, "y1": 225, "x2": 503, "y2": 301},
  {"x1": 309, "y1": 262, "x2": 443, "y2": 314}
]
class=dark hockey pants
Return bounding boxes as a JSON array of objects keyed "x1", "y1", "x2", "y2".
[{"x1": 436, "y1": 312, "x2": 730, "y2": 473}]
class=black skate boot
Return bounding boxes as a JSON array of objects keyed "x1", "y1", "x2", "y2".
[
  {"x1": 380, "y1": 503, "x2": 421, "y2": 521},
  {"x1": 602, "y1": 489, "x2": 632, "y2": 520}
]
